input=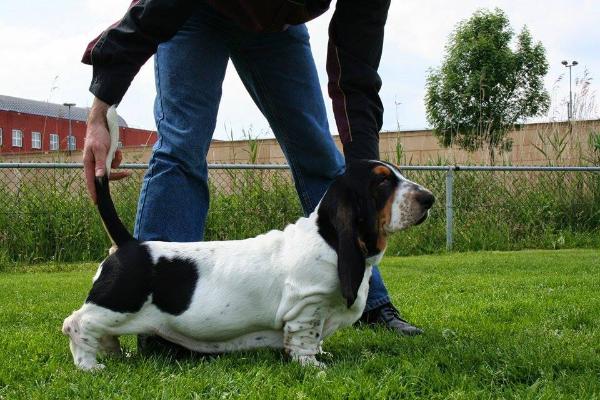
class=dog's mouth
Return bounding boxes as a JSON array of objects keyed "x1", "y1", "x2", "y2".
[
  {"x1": 414, "y1": 211, "x2": 429, "y2": 226},
  {"x1": 382, "y1": 209, "x2": 430, "y2": 233}
]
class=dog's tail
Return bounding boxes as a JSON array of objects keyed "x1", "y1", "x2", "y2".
[{"x1": 94, "y1": 106, "x2": 135, "y2": 247}]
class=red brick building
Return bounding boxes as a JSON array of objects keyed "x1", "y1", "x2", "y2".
[{"x1": 0, "y1": 95, "x2": 157, "y2": 154}]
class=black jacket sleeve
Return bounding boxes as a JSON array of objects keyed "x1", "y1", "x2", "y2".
[
  {"x1": 326, "y1": 0, "x2": 391, "y2": 162},
  {"x1": 82, "y1": 0, "x2": 197, "y2": 105}
]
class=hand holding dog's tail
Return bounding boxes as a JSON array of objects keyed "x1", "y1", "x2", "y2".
[
  {"x1": 104, "y1": 106, "x2": 120, "y2": 178},
  {"x1": 93, "y1": 106, "x2": 135, "y2": 247},
  {"x1": 83, "y1": 98, "x2": 129, "y2": 204}
]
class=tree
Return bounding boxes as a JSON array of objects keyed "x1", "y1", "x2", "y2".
[{"x1": 425, "y1": 9, "x2": 550, "y2": 162}]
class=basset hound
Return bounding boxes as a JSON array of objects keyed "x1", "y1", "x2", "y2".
[{"x1": 63, "y1": 107, "x2": 435, "y2": 370}]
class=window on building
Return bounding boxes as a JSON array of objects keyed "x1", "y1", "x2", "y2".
[
  {"x1": 50, "y1": 134, "x2": 59, "y2": 151},
  {"x1": 68, "y1": 135, "x2": 76, "y2": 151},
  {"x1": 31, "y1": 132, "x2": 42, "y2": 149},
  {"x1": 12, "y1": 129, "x2": 23, "y2": 148},
  {"x1": 0, "y1": 128, "x2": 3, "y2": 146},
  {"x1": 118, "y1": 141, "x2": 123, "y2": 149}
]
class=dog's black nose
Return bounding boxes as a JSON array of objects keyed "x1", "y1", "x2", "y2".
[{"x1": 416, "y1": 191, "x2": 435, "y2": 209}]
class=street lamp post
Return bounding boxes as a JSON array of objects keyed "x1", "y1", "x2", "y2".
[
  {"x1": 561, "y1": 60, "x2": 578, "y2": 121},
  {"x1": 63, "y1": 102, "x2": 76, "y2": 155}
]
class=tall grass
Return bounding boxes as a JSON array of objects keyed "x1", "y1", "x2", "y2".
[
  {"x1": 1, "y1": 165, "x2": 599, "y2": 268},
  {"x1": 530, "y1": 69, "x2": 600, "y2": 166},
  {"x1": 388, "y1": 167, "x2": 600, "y2": 255},
  {"x1": 0, "y1": 167, "x2": 303, "y2": 267},
  {"x1": 204, "y1": 169, "x2": 302, "y2": 241},
  {"x1": 0, "y1": 168, "x2": 138, "y2": 265}
]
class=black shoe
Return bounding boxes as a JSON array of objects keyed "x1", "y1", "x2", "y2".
[{"x1": 359, "y1": 303, "x2": 423, "y2": 336}]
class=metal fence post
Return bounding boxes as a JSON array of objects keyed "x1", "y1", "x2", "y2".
[{"x1": 445, "y1": 167, "x2": 454, "y2": 251}]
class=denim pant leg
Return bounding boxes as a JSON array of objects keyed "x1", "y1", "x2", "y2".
[
  {"x1": 229, "y1": 25, "x2": 390, "y2": 311},
  {"x1": 230, "y1": 27, "x2": 343, "y2": 214},
  {"x1": 134, "y1": 11, "x2": 229, "y2": 242}
]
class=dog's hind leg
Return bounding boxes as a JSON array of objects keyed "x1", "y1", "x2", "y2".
[
  {"x1": 62, "y1": 310, "x2": 104, "y2": 371},
  {"x1": 98, "y1": 335, "x2": 121, "y2": 356},
  {"x1": 62, "y1": 304, "x2": 127, "y2": 371}
]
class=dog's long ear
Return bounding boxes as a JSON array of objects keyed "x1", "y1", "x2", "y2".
[
  {"x1": 334, "y1": 197, "x2": 368, "y2": 307},
  {"x1": 318, "y1": 175, "x2": 371, "y2": 308}
]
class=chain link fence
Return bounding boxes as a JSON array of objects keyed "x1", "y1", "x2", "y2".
[{"x1": 1, "y1": 163, "x2": 599, "y2": 265}]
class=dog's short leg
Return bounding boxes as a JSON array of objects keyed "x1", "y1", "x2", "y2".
[
  {"x1": 63, "y1": 304, "x2": 127, "y2": 371},
  {"x1": 316, "y1": 342, "x2": 333, "y2": 359},
  {"x1": 63, "y1": 311, "x2": 104, "y2": 371},
  {"x1": 284, "y1": 306, "x2": 325, "y2": 368},
  {"x1": 98, "y1": 335, "x2": 121, "y2": 356}
]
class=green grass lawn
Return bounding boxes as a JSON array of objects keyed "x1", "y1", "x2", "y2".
[{"x1": 0, "y1": 250, "x2": 599, "y2": 399}]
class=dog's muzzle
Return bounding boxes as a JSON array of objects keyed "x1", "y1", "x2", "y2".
[{"x1": 414, "y1": 190, "x2": 435, "y2": 225}]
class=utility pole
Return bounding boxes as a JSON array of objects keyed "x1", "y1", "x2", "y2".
[
  {"x1": 63, "y1": 102, "x2": 76, "y2": 155},
  {"x1": 561, "y1": 60, "x2": 579, "y2": 121}
]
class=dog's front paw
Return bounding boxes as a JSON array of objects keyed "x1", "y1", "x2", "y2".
[
  {"x1": 317, "y1": 344, "x2": 333, "y2": 359},
  {"x1": 91, "y1": 363, "x2": 106, "y2": 372}
]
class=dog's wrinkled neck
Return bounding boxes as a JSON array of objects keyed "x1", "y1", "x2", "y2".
[{"x1": 315, "y1": 204, "x2": 383, "y2": 258}]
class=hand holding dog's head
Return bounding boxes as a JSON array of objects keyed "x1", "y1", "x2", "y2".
[{"x1": 317, "y1": 160, "x2": 434, "y2": 307}]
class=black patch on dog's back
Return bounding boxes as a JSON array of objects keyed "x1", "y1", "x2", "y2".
[
  {"x1": 86, "y1": 242, "x2": 153, "y2": 313},
  {"x1": 151, "y1": 257, "x2": 198, "y2": 315},
  {"x1": 86, "y1": 244, "x2": 199, "y2": 316}
]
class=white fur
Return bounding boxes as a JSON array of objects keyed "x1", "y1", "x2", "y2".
[
  {"x1": 63, "y1": 211, "x2": 373, "y2": 370},
  {"x1": 383, "y1": 165, "x2": 431, "y2": 232}
]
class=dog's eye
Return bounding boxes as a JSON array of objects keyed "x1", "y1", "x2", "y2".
[{"x1": 377, "y1": 175, "x2": 390, "y2": 185}]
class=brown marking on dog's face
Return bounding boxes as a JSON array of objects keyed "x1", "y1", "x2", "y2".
[
  {"x1": 371, "y1": 161, "x2": 436, "y2": 239},
  {"x1": 373, "y1": 165, "x2": 392, "y2": 176},
  {"x1": 370, "y1": 164, "x2": 397, "y2": 252},
  {"x1": 376, "y1": 193, "x2": 394, "y2": 251}
]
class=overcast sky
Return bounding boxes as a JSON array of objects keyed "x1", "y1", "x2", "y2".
[{"x1": 1, "y1": 1, "x2": 598, "y2": 139}]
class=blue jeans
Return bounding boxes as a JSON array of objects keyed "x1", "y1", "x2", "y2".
[{"x1": 133, "y1": 4, "x2": 390, "y2": 312}]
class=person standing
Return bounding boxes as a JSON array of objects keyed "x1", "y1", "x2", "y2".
[{"x1": 82, "y1": 0, "x2": 422, "y2": 354}]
